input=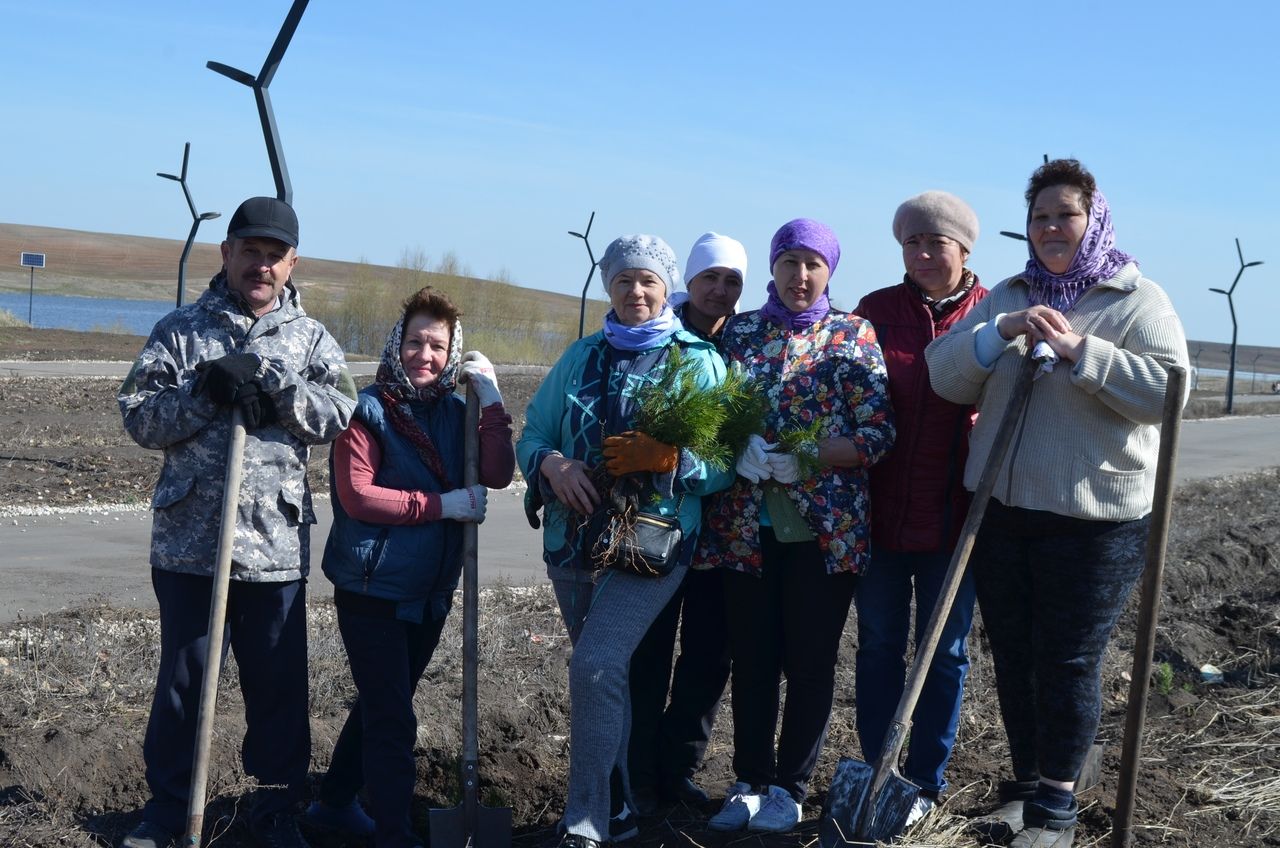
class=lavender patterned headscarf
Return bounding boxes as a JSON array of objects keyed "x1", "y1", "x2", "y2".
[
  {"x1": 760, "y1": 218, "x2": 839, "y2": 331},
  {"x1": 375, "y1": 311, "x2": 464, "y2": 404},
  {"x1": 1023, "y1": 188, "x2": 1135, "y2": 312}
]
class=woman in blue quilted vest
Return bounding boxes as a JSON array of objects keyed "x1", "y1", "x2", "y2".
[{"x1": 308, "y1": 286, "x2": 515, "y2": 848}]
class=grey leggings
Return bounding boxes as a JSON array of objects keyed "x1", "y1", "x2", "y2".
[{"x1": 552, "y1": 564, "x2": 688, "y2": 842}]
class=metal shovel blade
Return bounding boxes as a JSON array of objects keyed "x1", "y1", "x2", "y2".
[
  {"x1": 820, "y1": 757, "x2": 873, "y2": 848},
  {"x1": 820, "y1": 756, "x2": 919, "y2": 846},
  {"x1": 860, "y1": 768, "x2": 918, "y2": 842},
  {"x1": 429, "y1": 796, "x2": 512, "y2": 848}
]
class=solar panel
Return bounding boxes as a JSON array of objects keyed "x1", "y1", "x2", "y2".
[{"x1": 20, "y1": 252, "x2": 45, "y2": 268}]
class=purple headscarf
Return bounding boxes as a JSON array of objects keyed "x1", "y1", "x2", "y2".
[
  {"x1": 760, "y1": 218, "x2": 839, "y2": 331},
  {"x1": 1023, "y1": 188, "x2": 1135, "y2": 312}
]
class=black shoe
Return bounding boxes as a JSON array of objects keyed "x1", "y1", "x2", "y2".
[
  {"x1": 1013, "y1": 801, "x2": 1078, "y2": 848},
  {"x1": 663, "y1": 776, "x2": 710, "y2": 805},
  {"x1": 559, "y1": 833, "x2": 602, "y2": 848},
  {"x1": 610, "y1": 802, "x2": 639, "y2": 842},
  {"x1": 970, "y1": 779, "x2": 1038, "y2": 843},
  {"x1": 631, "y1": 786, "x2": 662, "y2": 816},
  {"x1": 251, "y1": 812, "x2": 312, "y2": 848}
]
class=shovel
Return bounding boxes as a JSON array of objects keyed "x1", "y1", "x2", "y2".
[
  {"x1": 430, "y1": 385, "x2": 513, "y2": 848},
  {"x1": 184, "y1": 407, "x2": 246, "y2": 846},
  {"x1": 1111, "y1": 366, "x2": 1186, "y2": 848},
  {"x1": 821, "y1": 350, "x2": 1040, "y2": 847}
]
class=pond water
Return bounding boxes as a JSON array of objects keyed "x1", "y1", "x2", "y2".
[{"x1": 0, "y1": 292, "x2": 174, "y2": 337}]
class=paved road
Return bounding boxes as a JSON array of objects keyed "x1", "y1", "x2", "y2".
[
  {"x1": 2, "y1": 359, "x2": 1278, "y2": 625},
  {"x1": 1, "y1": 488, "x2": 544, "y2": 625},
  {"x1": 3, "y1": 414, "x2": 1277, "y2": 625}
]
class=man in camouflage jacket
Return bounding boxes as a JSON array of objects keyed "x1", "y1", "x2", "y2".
[{"x1": 117, "y1": 197, "x2": 356, "y2": 848}]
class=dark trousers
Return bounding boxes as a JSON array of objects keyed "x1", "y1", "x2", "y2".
[
  {"x1": 627, "y1": 567, "x2": 731, "y2": 791},
  {"x1": 972, "y1": 500, "x2": 1148, "y2": 783},
  {"x1": 854, "y1": 549, "x2": 976, "y2": 796},
  {"x1": 142, "y1": 569, "x2": 310, "y2": 833},
  {"x1": 722, "y1": 530, "x2": 857, "y2": 802},
  {"x1": 319, "y1": 601, "x2": 448, "y2": 848}
]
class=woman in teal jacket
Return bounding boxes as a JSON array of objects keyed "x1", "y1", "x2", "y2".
[{"x1": 517, "y1": 234, "x2": 735, "y2": 848}]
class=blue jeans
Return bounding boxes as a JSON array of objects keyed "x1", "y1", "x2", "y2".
[
  {"x1": 854, "y1": 549, "x2": 975, "y2": 796},
  {"x1": 142, "y1": 569, "x2": 310, "y2": 833}
]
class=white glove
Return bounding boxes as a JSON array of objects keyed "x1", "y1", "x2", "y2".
[
  {"x1": 439, "y1": 484, "x2": 488, "y2": 523},
  {"x1": 735, "y1": 434, "x2": 773, "y2": 484},
  {"x1": 458, "y1": 351, "x2": 502, "y2": 407},
  {"x1": 766, "y1": 450, "x2": 801, "y2": 484}
]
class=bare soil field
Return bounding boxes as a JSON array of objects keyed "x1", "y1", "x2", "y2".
[{"x1": 0, "y1": 330, "x2": 1277, "y2": 847}]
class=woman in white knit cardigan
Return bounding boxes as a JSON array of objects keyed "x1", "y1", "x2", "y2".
[{"x1": 924, "y1": 159, "x2": 1188, "y2": 848}]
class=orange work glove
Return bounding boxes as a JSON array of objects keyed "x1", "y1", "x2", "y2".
[{"x1": 602, "y1": 431, "x2": 679, "y2": 476}]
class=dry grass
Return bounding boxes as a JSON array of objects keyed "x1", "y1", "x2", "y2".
[
  {"x1": 3, "y1": 588, "x2": 1276, "y2": 847},
  {"x1": 1, "y1": 474, "x2": 1277, "y2": 847}
]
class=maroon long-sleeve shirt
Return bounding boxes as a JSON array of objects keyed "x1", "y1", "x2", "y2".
[{"x1": 333, "y1": 404, "x2": 515, "y2": 525}]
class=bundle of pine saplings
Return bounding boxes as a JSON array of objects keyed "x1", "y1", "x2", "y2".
[
  {"x1": 589, "y1": 350, "x2": 768, "y2": 572},
  {"x1": 631, "y1": 348, "x2": 766, "y2": 472},
  {"x1": 773, "y1": 417, "x2": 824, "y2": 477}
]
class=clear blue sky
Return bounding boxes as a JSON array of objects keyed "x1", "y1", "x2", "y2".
[{"x1": 1, "y1": 1, "x2": 1276, "y2": 347}]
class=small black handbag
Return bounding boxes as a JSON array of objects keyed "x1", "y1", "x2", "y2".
[{"x1": 590, "y1": 502, "x2": 683, "y2": 578}]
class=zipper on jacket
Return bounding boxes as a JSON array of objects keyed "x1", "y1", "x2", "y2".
[
  {"x1": 938, "y1": 410, "x2": 966, "y2": 548},
  {"x1": 363, "y1": 527, "x2": 390, "y2": 592},
  {"x1": 1001, "y1": 381, "x2": 1035, "y2": 505}
]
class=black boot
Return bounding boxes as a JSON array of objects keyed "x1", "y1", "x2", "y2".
[{"x1": 969, "y1": 779, "x2": 1038, "y2": 842}]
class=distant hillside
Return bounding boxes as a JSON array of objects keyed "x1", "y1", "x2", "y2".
[
  {"x1": 0, "y1": 222, "x2": 597, "y2": 317},
  {"x1": 0, "y1": 223, "x2": 606, "y2": 364}
]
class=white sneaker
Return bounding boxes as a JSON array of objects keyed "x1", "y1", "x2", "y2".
[
  {"x1": 747, "y1": 785, "x2": 801, "y2": 833},
  {"x1": 707, "y1": 782, "x2": 762, "y2": 832},
  {"x1": 905, "y1": 795, "x2": 936, "y2": 828}
]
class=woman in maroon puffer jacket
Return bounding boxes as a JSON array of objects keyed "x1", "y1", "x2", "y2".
[{"x1": 852, "y1": 190, "x2": 987, "y2": 828}]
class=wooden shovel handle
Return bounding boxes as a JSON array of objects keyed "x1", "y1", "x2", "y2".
[
  {"x1": 461, "y1": 386, "x2": 481, "y2": 821},
  {"x1": 1111, "y1": 366, "x2": 1186, "y2": 847},
  {"x1": 873, "y1": 351, "x2": 1039, "y2": 781},
  {"x1": 185, "y1": 407, "x2": 246, "y2": 847}
]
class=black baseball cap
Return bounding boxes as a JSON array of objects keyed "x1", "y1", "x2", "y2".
[{"x1": 227, "y1": 196, "x2": 299, "y2": 248}]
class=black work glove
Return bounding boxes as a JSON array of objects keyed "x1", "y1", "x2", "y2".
[
  {"x1": 193, "y1": 353, "x2": 261, "y2": 405},
  {"x1": 233, "y1": 381, "x2": 277, "y2": 430}
]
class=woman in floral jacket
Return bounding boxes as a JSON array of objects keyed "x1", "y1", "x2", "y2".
[{"x1": 700, "y1": 218, "x2": 895, "y2": 834}]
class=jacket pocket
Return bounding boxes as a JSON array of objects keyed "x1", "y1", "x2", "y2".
[
  {"x1": 277, "y1": 486, "x2": 317, "y2": 526},
  {"x1": 1070, "y1": 455, "x2": 1150, "y2": 516},
  {"x1": 152, "y1": 469, "x2": 196, "y2": 510}
]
